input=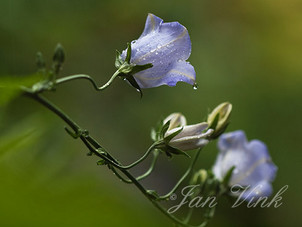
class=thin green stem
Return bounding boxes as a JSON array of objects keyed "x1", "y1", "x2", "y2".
[
  {"x1": 110, "y1": 149, "x2": 160, "y2": 184},
  {"x1": 158, "y1": 149, "x2": 202, "y2": 200},
  {"x1": 110, "y1": 167, "x2": 132, "y2": 184},
  {"x1": 55, "y1": 70, "x2": 120, "y2": 91},
  {"x1": 136, "y1": 149, "x2": 160, "y2": 181},
  {"x1": 117, "y1": 143, "x2": 158, "y2": 169}
]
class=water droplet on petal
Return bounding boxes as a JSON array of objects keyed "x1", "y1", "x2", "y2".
[
  {"x1": 193, "y1": 83, "x2": 198, "y2": 90},
  {"x1": 157, "y1": 44, "x2": 162, "y2": 49},
  {"x1": 155, "y1": 52, "x2": 158, "y2": 55}
]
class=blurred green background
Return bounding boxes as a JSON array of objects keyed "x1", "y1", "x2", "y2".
[{"x1": 1, "y1": 0, "x2": 302, "y2": 226}]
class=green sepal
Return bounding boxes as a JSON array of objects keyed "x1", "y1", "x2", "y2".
[
  {"x1": 122, "y1": 74, "x2": 143, "y2": 97},
  {"x1": 160, "y1": 120, "x2": 170, "y2": 138},
  {"x1": 222, "y1": 166, "x2": 235, "y2": 187},
  {"x1": 150, "y1": 119, "x2": 164, "y2": 141},
  {"x1": 51, "y1": 43, "x2": 65, "y2": 79},
  {"x1": 53, "y1": 43, "x2": 65, "y2": 64},
  {"x1": 164, "y1": 127, "x2": 183, "y2": 143},
  {"x1": 114, "y1": 42, "x2": 155, "y2": 96},
  {"x1": 115, "y1": 50, "x2": 123, "y2": 68},
  {"x1": 164, "y1": 145, "x2": 190, "y2": 158},
  {"x1": 125, "y1": 42, "x2": 132, "y2": 64},
  {"x1": 36, "y1": 52, "x2": 46, "y2": 70},
  {"x1": 131, "y1": 63, "x2": 153, "y2": 74},
  {"x1": 208, "y1": 113, "x2": 219, "y2": 130},
  {"x1": 211, "y1": 122, "x2": 230, "y2": 139}
]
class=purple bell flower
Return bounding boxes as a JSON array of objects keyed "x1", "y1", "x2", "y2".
[
  {"x1": 121, "y1": 13, "x2": 196, "y2": 88},
  {"x1": 212, "y1": 130, "x2": 277, "y2": 201}
]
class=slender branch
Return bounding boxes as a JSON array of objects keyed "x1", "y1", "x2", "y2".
[
  {"x1": 117, "y1": 143, "x2": 158, "y2": 169},
  {"x1": 136, "y1": 149, "x2": 160, "y2": 181},
  {"x1": 110, "y1": 167, "x2": 132, "y2": 184},
  {"x1": 110, "y1": 149, "x2": 160, "y2": 184},
  {"x1": 55, "y1": 70, "x2": 120, "y2": 91},
  {"x1": 158, "y1": 149, "x2": 202, "y2": 200}
]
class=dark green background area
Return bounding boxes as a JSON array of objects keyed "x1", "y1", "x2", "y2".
[{"x1": 0, "y1": 0, "x2": 301, "y2": 226}]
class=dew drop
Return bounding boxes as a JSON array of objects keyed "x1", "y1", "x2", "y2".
[
  {"x1": 193, "y1": 83, "x2": 198, "y2": 90},
  {"x1": 157, "y1": 44, "x2": 162, "y2": 49},
  {"x1": 155, "y1": 52, "x2": 158, "y2": 55}
]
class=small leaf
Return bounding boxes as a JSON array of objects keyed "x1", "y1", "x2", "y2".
[{"x1": 97, "y1": 159, "x2": 106, "y2": 165}]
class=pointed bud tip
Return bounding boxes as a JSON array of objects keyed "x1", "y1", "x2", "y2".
[{"x1": 53, "y1": 43, "x2": 65, "y2": 63}]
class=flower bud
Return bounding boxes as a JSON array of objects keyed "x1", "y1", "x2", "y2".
[
  {"x1": 207, "y1": 102, "x2": 232, "y2": 139},
  {"x1": 191, "y1": 169, "x2": 208, "y2": 185},
  {"x1": 163, "y1": 113, "x2": 213, "y2": 151},
  {"x1": 53, "y1": 43, "x2": 65, "y2": 64},
  {"x1": 163, "y1": 113, "x2": 186, "y2": 131}
]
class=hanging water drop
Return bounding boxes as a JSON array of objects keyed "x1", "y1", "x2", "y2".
[{"x1": 193, "y1": 83, "x2": 198, "y2": 90}]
